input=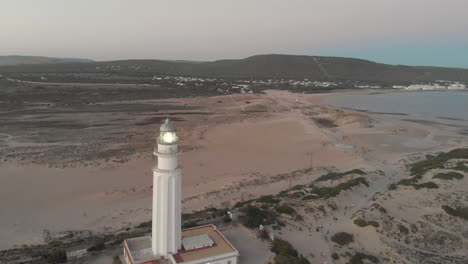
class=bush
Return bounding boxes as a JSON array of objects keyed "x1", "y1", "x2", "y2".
[
  {"x1": 182, "y1": 221, "x2": 198, "y2": 229},
  {"x1": 410, "y1": 148, "x2": 468, "y2": 177},
  {"x1": 315, "y1": 169, "x2": 365, "y2": 182},
  {"x1": 240, "y1": 205, "x2": 277, "y2": 228},
  {"x1": 348, "y1": 252, "x2": 379, "y2": 264},
  {"x1": 274, "y1": 255, "x2": 310, "y2": 264},
  {"x1": 353, "y1": 218, "x2": 379, "y2": 228},
  {"x1": 271, "y1": 239, "x2": 298, "y2": 257},
  {"x1": 88, "y1": 241, "x2": 105, "y2": 251},
  {"x1": 258, "y1": 229, "x2": 269, "y2": 240},
  {"x1": 331, "y1": 252, "x2": 340, "y2": 260},
  {"x1": 310, "y1": 177, "x2": 369, "y2": 199},
  {"x1": 442, "y1": 205, "x2": 468, "y2": 220},
  {"x1": 413, "y1": 182, "x2": 439, "y2": 189},
  {"x1": 257, "y1": 195, "x2": 280, "y2": 204},
  {"x1": 276, "y1": 204, "x2": 296, "y2": 216},
  {"x1": 454, "y1": 161, "x2": 468, "y2": 172},
  {"x1": 45, "y1": 248, "x2": 66, "y2": 263},
  {"x1": 398, "y1": 225, "x2": 409, "y2": 234},
  {"x1": 433, "y1": 172, "x2": 464, "y2": 180},
  {"x1": 331, "y1": 232, "x2": 354, "y2": 246},
  {"x1": 314, "y1": 118, "x2": 337, "y2": 128},
  {"x1": 136, "y1": 220, "x2": 151, "y2": 228}
]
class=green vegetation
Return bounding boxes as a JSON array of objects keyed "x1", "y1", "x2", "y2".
[
  {"x1": 271, "y1": 239, "x2": 298, "y2": 257},
  {"x1": 273, "y1": 255, "x2": 310, "y2": 264},
  {"x1": 348, "y1": 252, "x2": 379, "y2": 264},
  {"x1": 305, "y1": 177, "x2": 369, "y2": 200},
  {"x1": 256, "y1": 195, "x2": 280, "y2": 204},
  {"x1": 240, "y1": 205, "x2": 277, "y2": 228},
  {"x1": 271, "y1": 239, "x2": 310, "y2": 264},
  {"x1": 276, "y1": 204, "x2": 296, "y2": 216},
  {"x1": 331, "y1": 252, "x2": 340, "y2": 260},
  {"x1": 136, "y1": 221, "x2": 151, "y2": 228},
  {"x1": 313, "y1": 118, "x2": 337, "y2": 128},
  {"x1": 411, "y1": 148, "x2": 468, "y2": 177},
  {"x1": 413, "y1": 182, "x2": 439, "y2": 189},
  {"x1": 233, "y1": 199, "x2": 255, "y2": 209},
  {"x1": 397, "y1": 148, "x2": 468, "y2": 188},
  {"x1": 44, "y1": 248, "x2": 66, "y2": 263},
  {"x1": 454, "y1": 161, "x2": 468, "y2": 172},
  {"x1": 315, "y1": 169, "x2": 366, "y2": 182},
  {"x1": 398, "y1": 224, "x2": 409, "y2": 234},
  {"x1": 353, "y1": 218, "x2": 379, "y2": 228},
  {"x1": 331, "y1": 232, "x2": 354, "y2": 246},
  {"x1": 433, "y1": 172, "x2": 464, "y2": 180},
  {"x1": 442, "y1": 205, "x2": 468, "y2": 220}
]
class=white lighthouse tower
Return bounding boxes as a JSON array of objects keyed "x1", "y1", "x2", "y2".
[
  {"x1": 122, "y1": 119, "x2": 239, "y2": 264},
  {"x1": 152, "y1": 118, "x2": 182, "y2": 257}
]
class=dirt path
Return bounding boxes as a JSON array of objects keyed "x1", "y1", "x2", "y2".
[{"x1": 264, "y1": 90, "x2": 403, "y2": 263}]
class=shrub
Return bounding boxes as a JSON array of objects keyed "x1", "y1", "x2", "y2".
[
  {"x1": 348, "y1": 252, "x2": 379, "y2": 264},
  {"x1": 353, "y1": 218, "x2": 379, "y2": 228},
  {"x1": 271, "y1": 239, "x2": 298, "y2": 257},
  {"x1": 258, "y1": 229, "x2": 269, "y2": 240},
  {"x1": 315, "y1": 169, "x2": 365, "y2": 182},
  {"x1": 136, "y1": 220, "x2": 151, "y2": 228},
  {"x1": 433, "y1": 172, "x2": 464, "y2": 180},
  {"x1": 331, "y1": 253, "x2": 339, "y2": 260},
  {"x1": 45, "y1": 248, "x2": 66, "y2": 263},
  {"x1": 454, "y1": 161, "x2": 468, "y2": 172},
  {"x1": 276, "y1": 204, "x2": 296, "y2": 216},
  {"x1": 88, "y1": 241, "x2": 105, "y2": 251},
  {"x1": 257, "y1": 195, "x2": 280, "y2": 204},
  {"x1": 413, "y1": 182, "x2": 439, "y2": 189},
  {"x1": 442, "y1": 205, "x2": 468, "y2": 220},
  {"x1": 310, "y1": 177, "x2": 369, "y2": 199},
  {"x1": 314, "y1": 118, "x2": 337, "y2": 128},
  {"x1": 398, "y1": 225, "x2": 409, "y2": 234},
  {"x1": 410, "y1": 148, "x2": 468, "y2": 177},
  {"x1": 274, "y1": 255, "x2": 310, "y2": 264},
  {"x1": 331, "y1": 232, "x2": 354, "y2": 246},
  {"x1": 240, "y1": 205, "x2": 277, "y2": 228},
  {"x1": 182, "y1": 221, "x2": 198, "y2": 229}
]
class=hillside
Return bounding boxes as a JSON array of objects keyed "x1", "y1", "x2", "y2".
[
  {"x1": 0, "y1": 55, "x2": 93, "y2": 66},
  {"x1": 1, "y1": 54, "x2": 468, "y2": 83}
]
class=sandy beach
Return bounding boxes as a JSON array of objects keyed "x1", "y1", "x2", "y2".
[{"x1": 1, "y1": 89, "x2": 467, "y2": 259}]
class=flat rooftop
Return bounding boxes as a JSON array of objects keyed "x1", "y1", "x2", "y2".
[
  {"x1": 173, "y1": 225, "x2": 238, "y2": 263},
  {"x1": 124, "y1": 235, "x2": 162, "y2": 264}
]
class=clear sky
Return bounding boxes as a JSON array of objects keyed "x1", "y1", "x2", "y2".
[{"x1": 1, "y1": 0, "x2": 468, "y2": 68}]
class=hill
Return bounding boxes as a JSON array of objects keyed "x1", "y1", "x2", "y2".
[
  {"x1": 1, "y1": 54, "x2": 468, "y2": 83},
  {"x1": 0, "y1": 55, "x2": 93, "y2": 66}
]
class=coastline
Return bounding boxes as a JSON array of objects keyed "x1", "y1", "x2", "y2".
[{"x1": 0, "y1": 89, "x2": 467, "y2": 252}]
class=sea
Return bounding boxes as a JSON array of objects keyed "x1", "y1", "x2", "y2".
[{"x1": 325, "y1": 91, "x2": 468, "y2": 122}]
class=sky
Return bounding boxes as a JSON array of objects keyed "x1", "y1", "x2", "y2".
[{"x1": 1, "y1": 0, "x2": 468, "y2": 68}]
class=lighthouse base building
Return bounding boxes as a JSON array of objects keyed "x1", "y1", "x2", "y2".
[
  {"x1": 122, "y1": 119, "x2": 239, "y2": 264},
  {"x1": 123, "y1": 224, "x2": 239, "y2": 264}
]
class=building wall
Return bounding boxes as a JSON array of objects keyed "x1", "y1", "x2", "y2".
[{"x1": 170, "y1": 253, "x2": 238, "y2": 264}]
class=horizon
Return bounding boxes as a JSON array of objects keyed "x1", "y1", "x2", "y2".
[
  {"x1": 1, "y1": 0, "x2": 468, "y2": 68},
  {"x1": 3, "y1": 53, "x2": 468, "y2": 70}
]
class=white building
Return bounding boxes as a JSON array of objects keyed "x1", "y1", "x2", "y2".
[{"x1": 123, "y1": 119, "x2": 239, "y2": 264}]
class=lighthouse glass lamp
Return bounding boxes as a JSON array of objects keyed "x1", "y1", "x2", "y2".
[{"x1": 159, "y1": 119, "x2": 178, "y2": 144}]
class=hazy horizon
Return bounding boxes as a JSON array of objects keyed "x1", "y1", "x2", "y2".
[{"x1": 2, "y1": 0, "x2": 468, "y2": 68}]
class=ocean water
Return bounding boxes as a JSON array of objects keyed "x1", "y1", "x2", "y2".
[{"x1": 325, "y1": 91, "x2": 468, "y2": 121}]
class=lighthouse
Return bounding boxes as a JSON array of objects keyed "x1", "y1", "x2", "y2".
[
  {"x1": 152, "y1": 118, "x2": 182, "y2": 257},
  {"x1": 122, "y1": 119, "x2": 239, "y2": 264}
]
